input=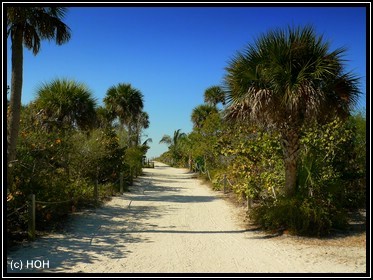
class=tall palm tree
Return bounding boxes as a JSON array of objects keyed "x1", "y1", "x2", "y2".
[
  {"x1": 224, "y1": 25, "x2": 360, "y2": 197},
  {"x1": 191, "y1": 104, "x2": 218, "y2": 129},
  {"x1": 33, "y1": 78, "x2": 97, "y2": 131},
  {"x1": 7, "y1": 7, "x2": 71, "y2": 187},
  {"x1": 104, "y1": 83, "x2": 144, "y2": 126},
  {"x1": 103, "y1": 83, "x2": 144, "y2": 146},
  {"x1": 204, "y1": 85, "x2": 226, "y2": 107},
  {"x1": 104, "y1": 83, "x2": 144, "y2": 132}
]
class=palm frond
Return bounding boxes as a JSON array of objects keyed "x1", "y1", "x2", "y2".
[
  {"x1": 224, "y1": 25, "x2": 361, "y2": 127},
  {"x1": 7, "y1": 7, "x2": 71, "y2": 55},
  {"x1": 34, "y1": 78, "x2": 96, "y2": 131},
  {"x1": 159, "y1": 135, "x2": 172, "y2": 145}
]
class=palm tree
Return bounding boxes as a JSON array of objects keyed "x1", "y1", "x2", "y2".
[
  {"x1": 103, "y1": 83, "x2": 144, "y2": 146},
  {"x1": 142, "y1": 138, "x2": 153, "y2": 146},
  {"x1": 33, "y1": 78, "x2": 97, "y2": 131},
  {"x1": 159, "y1": 129, "x2": 187, "y2": 164},
  {"x1": 224, "y1": 25, "x2": 360, "y2": 197},
  {"x1": 159, "y1": 129, "x2": 186, "y2": 147},
  {"x1": 141, "y1": 137, "x2": 153, "y2": 156},
  {"x1": 104, "y1": 83, "x2": 144, "y2": 126},
  {"x1": 204, "y1": 86, "x2": 226, "y2": 107},
  {"x1": 191, "y1": 104, "x2": 218, "y2": 129},
  {"x1": 7, "y1": 7, "x2": 71, "y2": 187}
]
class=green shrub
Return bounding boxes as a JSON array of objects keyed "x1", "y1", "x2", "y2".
[
  {"x1": 69, "y1": 129, "x2": 126, "y2": 184},
  {"x1": 299, "y1": 116, "x2": 366, "y2": 209},
  {"x1": 216, "y1": 126, "x2": 284, "y2": 202},
  {"x1": 250, "y1": 196, "x2": 348, "y2": 237},
  {"x1": 8, "y1": 106, "x2": 128, "y2": 240}
]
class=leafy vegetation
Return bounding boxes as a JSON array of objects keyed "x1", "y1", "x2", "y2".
[
  {"x1": 7, "y1": 78, "x2": 150, "y2": 243},
  {"x1": 224, "y1": 25, "x2": 360, "y2": 197},
  {"x1": 7, "y1": 8, "x2": 365, "y2": 243},
  {"x1": 6, "y1": 13, "x2": 153, "y2": 239},
  {"x1": 159, "y1": 25, "x2": 365, "y2": 237},
  {"x1": 158, "y1": 129, "x2": 187, "y2": 166}
]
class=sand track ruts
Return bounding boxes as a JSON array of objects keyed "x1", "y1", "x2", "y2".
[{"x1": 7, "y1": 162, "x2": 366, "y2": 274}]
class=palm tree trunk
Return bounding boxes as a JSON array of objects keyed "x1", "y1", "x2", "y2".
[
  {"x1": 281, "y1": 129, "x2": 300, "y2": 197},
  {"x1": 126, "y1": 122, "x2": 135, "y2": 147},
  {"x1": 7, "y1": 27, "x2": 24, "y2": 191}
]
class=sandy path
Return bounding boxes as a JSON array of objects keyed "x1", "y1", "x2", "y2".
[{"x1": 7, "y1": 162, "x2": 366, "y2": 274}]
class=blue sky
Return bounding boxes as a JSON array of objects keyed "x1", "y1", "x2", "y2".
[{"x1": 6, "y1": 5, "x2": 367, "y2": 159}]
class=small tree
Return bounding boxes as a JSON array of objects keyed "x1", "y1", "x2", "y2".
[{"x1": 225, "y1": 25, "x2": 360, "y2": 197}]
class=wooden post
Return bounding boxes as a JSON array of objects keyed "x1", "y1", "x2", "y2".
[
  {"x1": 223, "y1": 174, "x2": 227, "y2": 194},
  {"x1": 120, "y1": 172, "x2": 124, "y2": 193},
  {"x1": 124, "y1": 172, "x2": 129, "y2": 192},
  {"x1": 95, "y1": 167, "x2": 99, "y2": 206},
  {"x1": 94, "y1": 180, "x2": 98, "y2": 206},
  {"x1": 28, "y1": 194, "x2": 35, "y2": 241},
  {"x1": 247, "y1": 196, "x2": 252, "y2": 211}
]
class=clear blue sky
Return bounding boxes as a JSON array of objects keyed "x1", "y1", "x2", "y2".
[{"x1": 6, "y1": 5, "x2": 367, "y2": 159}]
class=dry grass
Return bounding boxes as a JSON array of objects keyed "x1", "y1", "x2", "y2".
[{"x1": 287, "y1": 232, "x2": 366, "y2": 247}]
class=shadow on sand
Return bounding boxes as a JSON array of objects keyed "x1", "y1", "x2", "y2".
[
  {"x1": 7, "y1": 163, "x2": 218, "y2": 273},
  {"x1": 6, "y1": 201, "x2": 163, "y2": 273}
]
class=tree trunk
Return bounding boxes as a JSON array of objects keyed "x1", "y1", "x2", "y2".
[
  {"x1": 281, "y1": 129, "x2": 300, "y2": 197},
  {"x1": 284, "y1": 156, "x2": 297, "y2": 197},
  {"x1": 7, "y1": 27, "x2": 24, "y2": 191},
  {"x1": 188, "y1": 154, "x2": 193, "y2": 171}
]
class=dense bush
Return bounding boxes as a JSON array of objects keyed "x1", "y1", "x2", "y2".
[
  {"x1": 250, "y1": 196, "x2": 348, "y2": 237},
  {"x1": 69, "y1": 129, "x2": 125, "y2": 185},
  {"x1": 249, "y1": 115, "x2": 365, "y2": 236},
  {"x1": 7, "y1": 80, "x2": 150, "y2": 242},
  {"x1": 8, "y1": 107, "x2": 73, "y2": 235},
  {"x1": 208, "y1": 122, "x2": 284, "y2": 205},
  {"x1": 298, "y1": 116, "x2": 366, "y2": 209}
]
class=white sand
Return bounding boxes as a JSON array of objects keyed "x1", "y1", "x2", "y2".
[{"x1": 7, "y1": 162, "x2": 366, "y2": 274}]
